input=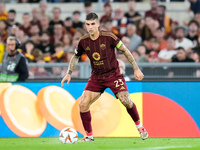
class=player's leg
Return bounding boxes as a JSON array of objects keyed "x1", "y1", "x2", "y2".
[
  {"x1": 116, "y1": 91, "x2": 148, "y2": 140},
  {"x1": 116, "y1": 91, "x2": 140, "y2": 124},
  {"x1": 79, "y1": 90, "x2": 101, "y2": 142},
  {"x1": 80, "y1": 90, "x2": 101, "y2": 112}
]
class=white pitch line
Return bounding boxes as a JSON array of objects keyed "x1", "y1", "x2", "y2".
[
  {"x1": 136, "y1": 145, "x2": 193, "y2": 150},
  {"x1": 97, "y1": 145, "x2": 193, "y2": 150}
]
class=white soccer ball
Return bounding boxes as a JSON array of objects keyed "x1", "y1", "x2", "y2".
[{"x1": 59, "y1": 127, "x2": 78, "y2": 144}]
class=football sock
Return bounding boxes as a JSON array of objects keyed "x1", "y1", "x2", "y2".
[
  {"x1": 87, "y1": 132, "x2": 93, "y2": 139},
  {"x1": 135, "y1": 121, "x2": 143, "y2": 129},
  {"x1": 87, "y1": 131, "x2": 93, "y2": 136},
  {"x1": 126, "y1": 103, "x2": 140, "y2": 124},
  {"x1": 80, "y1": 111, "x2": 93, "y2": 136}
]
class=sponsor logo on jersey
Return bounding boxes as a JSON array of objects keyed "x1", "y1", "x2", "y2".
[
  {"x1": 93, "y1": 60, "x2": 104, "y2": 65},
  {"x1": 100, "y1": 44, "x2": 106, "y2": 50},
  {"x1": 92, "y1": 52, "x2": 100, "y2": 61}
]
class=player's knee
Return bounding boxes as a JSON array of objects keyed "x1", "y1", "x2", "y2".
[{"x1": 79, "y1": 100, "x2": 90, "y2": 112}]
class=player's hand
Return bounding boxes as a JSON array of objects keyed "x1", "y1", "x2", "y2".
[
  {"x1": 134, "y1": 69, "x2": 144, "y2": 81},
  {"x1": 61, "y1": 74, "x2": 71, "y2": 87}
]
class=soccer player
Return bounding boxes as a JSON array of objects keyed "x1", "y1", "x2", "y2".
[{"x1": 61, "y1": 13, "x2": 148, "y2": 142}]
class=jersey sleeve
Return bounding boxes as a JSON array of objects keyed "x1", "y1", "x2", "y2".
[
  {"x1": 75, "y1": 38, "x2": 84, "y2": 56},
  {"x1": 109, "y1": 32, "x2": 122, "y2": 48}
]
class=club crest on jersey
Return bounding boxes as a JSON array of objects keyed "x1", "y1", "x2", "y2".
[
  {"x1": 100, "y1": 44, "x2": 106, "y2": 50},
  {"x1": 85, "y1": 46, "x2": 90, "y2": 51},
  {"x1": 92, "y1": 52, "x2": 100, "y2": 60}
]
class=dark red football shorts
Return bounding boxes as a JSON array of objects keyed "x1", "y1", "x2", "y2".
[{"x1": 84, "y1": 74, "x2": 128, "y2": 97}]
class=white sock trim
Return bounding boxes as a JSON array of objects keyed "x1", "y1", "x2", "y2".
[{"x1": 136, "y1": 122, "x2": 143, "y2": 129}]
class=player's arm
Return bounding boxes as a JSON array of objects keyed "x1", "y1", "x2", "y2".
[
  {"x1": 117, "y1": 42, "x2": 144, "y2": 81},
  {"x1": 67, "y1": 54, "x2": 80, "y2": 75},
  {"x1": 61, "y1": 54, "x2": 80, "y2": 86},
  {"x1": 61, "y1": 37, "x2": 83, "y2": 86},
  {"x1": 117, "y1": 42, "x2": 139, "y2": 71}
]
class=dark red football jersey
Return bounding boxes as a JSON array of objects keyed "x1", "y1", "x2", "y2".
[{"x1": 75, "y1": 31, "x2": 122, "y2": 80}]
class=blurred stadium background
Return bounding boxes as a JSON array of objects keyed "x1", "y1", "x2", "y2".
[{"x1": 0, "y1": 0, "x2": 200, "y2": 80}]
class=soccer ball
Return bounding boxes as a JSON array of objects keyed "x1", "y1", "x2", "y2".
[{"x1": 59, "y1": 127, "x2": 78, "y2": 144}]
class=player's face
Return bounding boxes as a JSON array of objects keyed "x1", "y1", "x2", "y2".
[{"x1": 85, "y1": 19, "x2": 99, "y2": 35}]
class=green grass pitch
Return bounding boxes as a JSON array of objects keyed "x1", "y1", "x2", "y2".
[{"x1": 0, "y1": 137, "x2": 200, "y2": 150}]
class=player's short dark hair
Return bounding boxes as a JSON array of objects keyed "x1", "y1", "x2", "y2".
[
  {"x1": 86, "y1": 13, "x2": 98, "y2": 21},
  {"x1": 8, "y1": 9, "x2": 16, "y2": 14}
]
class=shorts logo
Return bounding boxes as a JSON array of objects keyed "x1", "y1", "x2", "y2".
[
  {"x1": 100, "y1": 44, "x2": 106, "y2": 50},
  {"x1": 85, "y1": 46, "x2": 90, "y2": 51},
  {"x1": 120, "y1": 86, "x2": 125, "y2": 90},
  {"x1": 92, "y1": 52, "x2": 100, "y2": 60}
]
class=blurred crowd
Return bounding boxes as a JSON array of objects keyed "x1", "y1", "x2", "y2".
[
  {"x1": 0, "y1": 0, "x2": 200, "y2": 78},
  {"x1": 15, "y1": 0, "x2": 143, "y2": 3}
]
